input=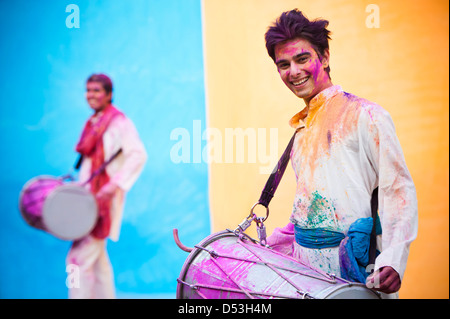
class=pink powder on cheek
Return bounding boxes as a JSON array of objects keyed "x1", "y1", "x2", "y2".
[{"x1": 311, "y1": 59, "x2": 323, "y2": 82}]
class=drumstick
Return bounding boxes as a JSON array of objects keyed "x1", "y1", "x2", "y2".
[
  {"x1": 74, "y1": 154, "x2": 83, "y2": 170},
  {"x1": 82, "y1": 149, "x2": 123, "y2": 186},
  {"x1": 173, "y1": 229, "x2": 193, "y2": 253}
]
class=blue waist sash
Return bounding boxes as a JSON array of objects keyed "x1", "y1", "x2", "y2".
[
  {"x1": 294, "y1": 217, "x2": 382, "y2": 283},
  {"x1": 294, "y1": 226, "x2": 345, "y2": 249}
]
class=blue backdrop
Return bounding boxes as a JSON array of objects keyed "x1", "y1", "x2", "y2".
[{"x1": 0, "y1": 0, "x2": 210, "y2": 298}]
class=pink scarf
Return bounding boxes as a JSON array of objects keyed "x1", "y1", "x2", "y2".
[{"x1": 76, "y1": 104, "x2": 123, "y2": 239}]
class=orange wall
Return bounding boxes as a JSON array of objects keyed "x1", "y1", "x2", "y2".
[{"x1": 202, "y1": 0, "x2": 449, "y2": 298}]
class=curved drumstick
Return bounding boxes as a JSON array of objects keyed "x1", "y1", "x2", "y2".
[{"x1": 173, "y1": 229, "x2": 193, "y2": 253}]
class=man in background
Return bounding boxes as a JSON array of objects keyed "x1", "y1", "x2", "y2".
[{"x1": 67, "y1": 74, "x2": 147, "y2": 298}]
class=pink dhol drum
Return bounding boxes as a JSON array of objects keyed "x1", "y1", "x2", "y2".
[
  {"x1": 177, "y1": 230, "x2": 382, "y2": 299},
  {"x1": 19, "y1": 175, "x2": 98, "y2": 241}
]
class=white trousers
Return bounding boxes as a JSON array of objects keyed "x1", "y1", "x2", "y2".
[{"x1": 66, "y1": 235, "x2": 115, "y2": 299}]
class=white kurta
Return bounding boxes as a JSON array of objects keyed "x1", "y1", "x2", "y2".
[
  {"x1": 67, "y1": 109, "x2": 147, "y2": 299},
  {"x1": 66, "y1": 110, "x2": 147, "y2": 299},
  {"x1": 288, "y1": 85, "x2": 418, "y2": 281}
]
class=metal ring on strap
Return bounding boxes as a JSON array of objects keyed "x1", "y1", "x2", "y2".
[{"x1": 249, "y1": 202, "x2": 269, "y2": 222}]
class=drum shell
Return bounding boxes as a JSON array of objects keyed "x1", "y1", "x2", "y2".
[
  {"x1": 19, "y1": 175, "x2": 98, "y2": 241},
  {"x1": 19, "y1": 175, "x2": 63, "y2": 231},
  {"x1": 177, "y1": 231, "x2": 381, "y2": 299}
]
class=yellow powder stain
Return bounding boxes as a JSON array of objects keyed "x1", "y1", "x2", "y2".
[{"x1": 298, "y1": 92, "x2": 362, "y2": 175}]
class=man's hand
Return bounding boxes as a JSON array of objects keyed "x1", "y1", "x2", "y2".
[
  {"x1": 96, "y1": 182, "x2": 119, "y2": 201},
  {"x1": 366, "y1": 266, "x2": 401, "y2": 294}
]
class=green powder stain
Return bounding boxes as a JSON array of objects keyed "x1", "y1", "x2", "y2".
[{"x1": 306, "y1": 191, "x2": 335, "y2": 228}]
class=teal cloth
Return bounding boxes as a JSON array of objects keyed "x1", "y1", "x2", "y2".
[
  {"x1": 294, "y1": 225, "x2": 345, "y2": 249},
  {"x1": 294, "y1": 216, "x2": 382, "y2": 283},
  {"x1": 339, "y1": 217, "x2": 382, "y2": 283}
]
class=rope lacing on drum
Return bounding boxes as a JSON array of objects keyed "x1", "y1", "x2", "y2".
[
  {"x1": 177, "y1": 279, "x2": 209, "y2": 299},
  {"x1": 195, "y1": 246, "x2": 219, "y2": 259},
  {"x1": 236, "y1": 239, "x2": 314, "y2": 299},
  {"x1": 192, "y1": 246, "x2": 255, "y2": 299},
  {"x1": 183, "y1": 235, "x2": 347, "y2": 299},
  {"x1": 231, "y1": 199, "x2": 338, "y2": 285},
  {"x1": 228, "y1": 231, "x2": 337, "y2": 284}
]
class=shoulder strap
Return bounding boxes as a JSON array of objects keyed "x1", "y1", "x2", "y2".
[
  {"x1": 74, "y1": 154, "x2": 84, "y2": 170},
  {"x1": 81, "y1": 148, "x2": 123, "y2": 186},
  {"x1": 257, "y1": 130, "x2": 298, "y2": 208},
  {"x1": 369, "y1": 187, "x2": 379, "y2": 267}
]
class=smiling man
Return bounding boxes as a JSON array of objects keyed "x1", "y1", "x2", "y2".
[
  {"x1": 264, "y1": 9, "x2": 418, "y2": 297},
  {"x1": 67, "y1": 74, "x2": 147, "y2": 298},
  {"x1": 274, "y1": 37, "x2": 332, "y2": 105}
]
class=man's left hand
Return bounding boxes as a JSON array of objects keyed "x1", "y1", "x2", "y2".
[
  {"x1": 96, "y1": 182, "x2": 119, "y2": 201},
  {"x1": 366, "y1": 266, "x2": 401, "y2": 294}
]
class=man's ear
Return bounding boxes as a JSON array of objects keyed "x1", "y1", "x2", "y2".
[{"x1": 321, "y1": 48, "x2": 330, "y2": 68}]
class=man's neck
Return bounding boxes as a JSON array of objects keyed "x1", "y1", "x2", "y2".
[{"x1": 302, "y1": 82, "x2": 334, "y2": 108}]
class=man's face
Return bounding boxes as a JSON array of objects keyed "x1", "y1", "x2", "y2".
[
  {"x1": 274, "y1": 37, "x2": 330, "y2": 104},
  {"x1": 86, "y1": 81, "x2": 111, "y2": 112}
]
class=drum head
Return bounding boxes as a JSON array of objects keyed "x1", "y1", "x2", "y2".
[
  {"x1": 18, "y1": 175, "x2": 63, "y2": 231},
  {"x1": 42, "y1": 184, "x2": 98, "y2": 241}
]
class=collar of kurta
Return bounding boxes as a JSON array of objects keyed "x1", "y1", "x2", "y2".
[{"x1": 289, "y1": 85, "x2": 343, "y2": 129}]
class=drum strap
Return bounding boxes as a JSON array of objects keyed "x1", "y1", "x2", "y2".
[
  {"x1": 368, "y1": 187, "x2": 379, "y2": 268},
  {"x1": 81, "y1": 148, "x2": 123, "y2": 186},
  {"x1": 74, "y1": 154, "x2": 84, "y2": 170},
  {"x1": 257, "y1": 129, "x2": 298, "y2": 208}
]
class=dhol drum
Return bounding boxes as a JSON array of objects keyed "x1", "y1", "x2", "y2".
[
  {"x1": 176, "y1": 230, "x2": 382, "y2": 299},
  {"x1": 19, "y1": 175, "x2": 98, "y2": 241}
]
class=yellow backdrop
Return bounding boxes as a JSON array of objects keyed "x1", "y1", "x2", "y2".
[{"x1": 202, "y1": 0, "x2": 449, "y2": 299}]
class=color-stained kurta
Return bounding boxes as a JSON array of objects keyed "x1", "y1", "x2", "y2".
[{"x1": 288, "y1": 85, "x2": 417, "y2": 280}]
